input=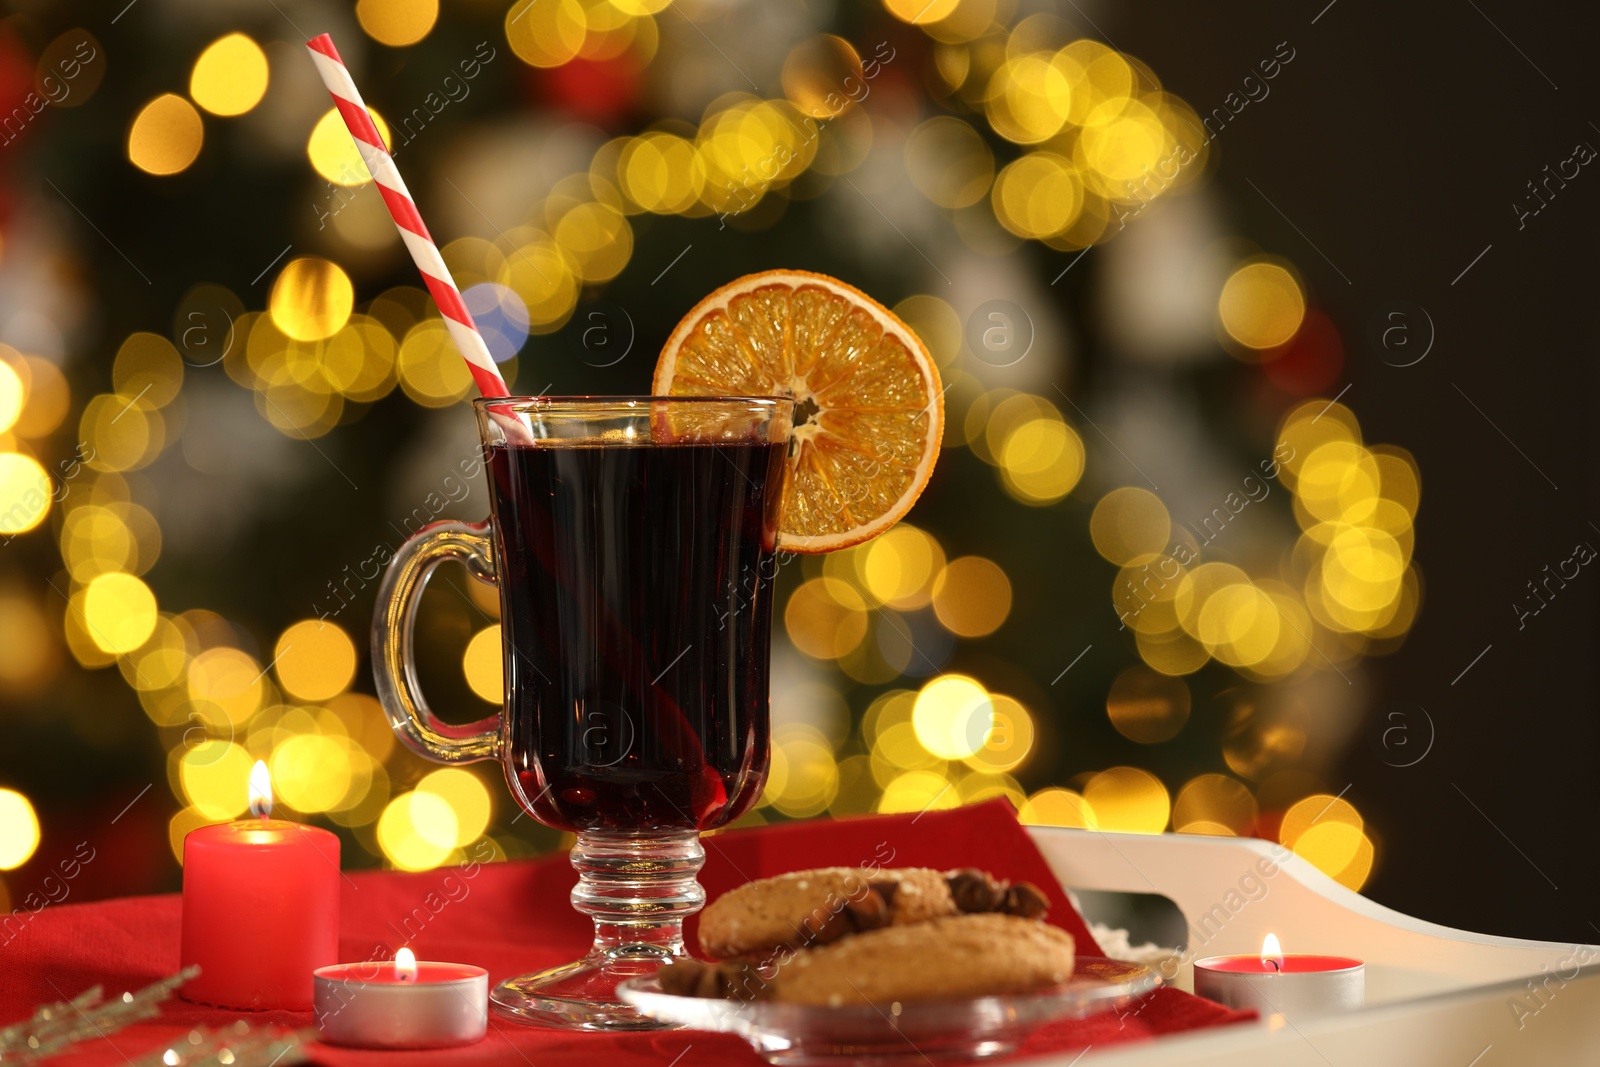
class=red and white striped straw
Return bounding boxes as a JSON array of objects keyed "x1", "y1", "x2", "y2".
[{"x1": 305, "y1": 33, "x2": 510, "y2": 403}]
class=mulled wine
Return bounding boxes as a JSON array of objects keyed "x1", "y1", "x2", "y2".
[{"x1": 486, "y1": 437, "x2": 787, "y2": 833}]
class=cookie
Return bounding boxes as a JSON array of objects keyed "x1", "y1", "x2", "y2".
[
  {"x1": 660, "y1": 913, "x2": 1075, "y2": 1005},
  {"x1": 697, "y1": 866, "x2": 1052, "y2": 959},
  {"x1": 775, "y1": 913, "x2": 1076, "y2": 1005},
  {"x1": 698, "y1": 867, "x2": 956, "y2": 959}
]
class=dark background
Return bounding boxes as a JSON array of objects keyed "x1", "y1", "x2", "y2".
[{"x1": 1129, "y1": 1, "x2": 1600, "y2": 940}]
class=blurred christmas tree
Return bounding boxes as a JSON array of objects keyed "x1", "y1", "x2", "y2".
[{"x1": 0, "y1": 0, "x2": 1417, "y2": 901}]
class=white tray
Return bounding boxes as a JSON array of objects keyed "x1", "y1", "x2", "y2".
[{"x1": 1027, "y1": 826, "x2": 1600, "y2": 1065}]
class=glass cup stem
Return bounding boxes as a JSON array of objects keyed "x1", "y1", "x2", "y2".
[
  {"x1": 489, "y1": 829, "x2": 707, "y2": 1029},
  {"x1": 571, "y1": 829, "x2": 706, "y2": 961}
]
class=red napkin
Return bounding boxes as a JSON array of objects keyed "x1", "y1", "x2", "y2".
[{"x1": 0, "y1": 799, "x2": 1253, "y2": 1065}]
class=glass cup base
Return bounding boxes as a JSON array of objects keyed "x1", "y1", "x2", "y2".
[
  {"x1": 492, "y1": 946, "x2": 686, "y2": 1030},
  {"x1": 491, "y1": 828, "x2": 707, "y2": 1031}
]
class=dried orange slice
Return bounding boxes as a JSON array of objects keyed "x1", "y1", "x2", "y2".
[{"x1": 653, "y1": 270, "x2": 942, "y2": 553}]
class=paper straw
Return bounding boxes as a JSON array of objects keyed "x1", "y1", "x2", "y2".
[{"x1": 305, "y1": 33, "x2": 511, "y2": 404}]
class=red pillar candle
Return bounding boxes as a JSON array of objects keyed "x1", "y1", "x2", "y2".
[{"x1": 179, "y1": 761, "x2": 340, "y2": 1010}]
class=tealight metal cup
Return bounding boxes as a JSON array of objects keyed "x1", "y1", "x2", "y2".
[
  {"x1": 313, "y1": 962, "x2": 489, "y2": 1049},
  {"x1": 1192, "y1": 954, "x2": 1364, "y2": 1019}
]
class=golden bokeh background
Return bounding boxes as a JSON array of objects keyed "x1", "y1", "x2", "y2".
[{"x1": 0, "y1": 0, "x2": 1493, "y2": 922}]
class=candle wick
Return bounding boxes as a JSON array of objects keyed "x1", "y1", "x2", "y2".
[{"x1": 1266, "y1": 959, "x2": 1280, "y2": 972}]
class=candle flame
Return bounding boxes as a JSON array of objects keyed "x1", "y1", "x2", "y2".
[
  {"x1": 1261, "y1": 932, "x2": 1284, "y2": 971},
  {"x1": 248, "y1": 760, "x2": 272, "y2": 820},
  {"x1": 396, "y1": 947, "x2": 418, "y2": 982}
]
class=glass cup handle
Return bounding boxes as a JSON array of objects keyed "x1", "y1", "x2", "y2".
[{"x1": 373, "y1": 519, "x2": 502, "y2": 764}]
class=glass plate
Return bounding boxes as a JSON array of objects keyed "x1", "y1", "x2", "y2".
[{"x1": 617, "y1": 958, "x2": 1159, "y2": 1064}]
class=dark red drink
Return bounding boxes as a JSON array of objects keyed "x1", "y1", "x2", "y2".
[{"x1": 487, "y1": 439, "x2": 787, "y2": 832}]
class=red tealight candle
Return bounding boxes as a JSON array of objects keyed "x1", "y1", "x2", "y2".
[
  {"x1": 1194, "y1": 933, "x2": 1364, "y2": 1019},
  {"x1": 179, "y1": 761, "x2": 340, "y2": 1010},
  {"x1": 1200, "y1": 954, "x2": 1365, "y2": 974},
  {"x1": 314, "y1": 948, "x2": 489, "y2": 1049}
]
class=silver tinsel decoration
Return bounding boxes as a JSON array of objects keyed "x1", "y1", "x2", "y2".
[
  {"x1": 0, "y1": 967, "x2": 311, "y2": 1067},
  {"x1": 129, "y1": 1021, "x2": 314, "y2": 1067}
]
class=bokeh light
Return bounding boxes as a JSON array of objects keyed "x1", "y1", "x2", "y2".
[
  {"x1": 1280, "y1": 793, "x2": 1361, "y2": 846},
  {"x1": 35, "y1": 29, "x2": 105, "y2": 110},
  {"x1": 308, "y1": 107, "x2": 392, "y2": 185},
  {"x1": 1283, "y1": 794, "x2": 1376, "y2": 891},
  {"x1": 782, "y1": 35, "x2": 864, "y2": 119},
  {"x1": 1173, "y1": 774, "x2": 1258, "y2": 836},
  {"x1": 877, "y1": 769, "x2": 960, "y2": 814},
  {"x1": 856, "y1": 524, "x2": 946, "y2": 609},
  {"x1": 378, "y1": 790, "x2": 459, "y2": 871},
  {"x1": 0, "y1": 361, "x2": 22, "y2": 432},
  {"x1": 82, "y1": 572, "x2": 158, "y2": 654},
  {"x1": 169, "y1": 808, "x2": 219, "y2": 864},
  {"x1": 112, "y1": 333, "x2": 184, "y2": 409},
  {"x1": 397, "y1": 319, "x2": 475, "y2": 406},
  {"x1": 128, "y1": 94, "x2": 203, "y2": 176},
  {"x1": 357, "y1": 0, "x2": 440, "y2": 47},
  {"x1": 1055, "y1": 40, "x2": 1134, "y2": 126},
  {"x1": 912, "y1": 674, "x2": 992, "y2": 759},
  {"x1": 987, "y1": 54, "x2": 1073, "y2": 144},
  {"x1": 1091, "y1": 488, "x2": 1171, "y2": 565},
  {"x1": 1019, "y1": 787, "x2": 1098, "y2": 829},
  {"x1": 270, "y1": 258, "x2": 355, "y2": 342},
  {"x1": 554, "y1": 202, "x2": 633, "y2": 283},
  {"x1": 81, "y1": 392, "x2": 162, "y2": 473},
  {"x1": 0, "y1": 789, "x2": 40, "y2": 869},
  {"x1": 273, "y1": 620, "x2": 357, "y2": 702},
  {"x1": 620, "y1": 133, "x2": 705, "y2": 214},
  {"x1": 11, "y1": 356, "x2": 68, "y2": 438},
  {"x1": 179, "y1": 741, "x2": 254, "y2": 819},
  {"x1": 271, "y1": 734, "x2": 352, "y2": 813},
  {"x1": 883, "y1": 0, "x2": 960, "y2": 24},
  {"x1": 1078, "y1": 99, "x2": 1169, "y2": 195},
  {"x1": 505, "y1": 0, "x2": 587, "y2": 68},
  {"x1": 1196, "y1": 582, "x2": 1280, "y2": 668},
  {"x1": 462, "y1": 283, "x2": 530, "y2": 363},
  {"x1": 1219, "y1": 262, "x2": 1305, "y2": 351},
  {"x1": 786, "y1": 577, "x2": 868, "y2": 659},
  {"x1": 992, "y1": 153, "x2": 1083, "y2": 239},
  {"x1": 982, "y1": 398, "x2": 1086, "y2": 504},
  {"x1": 931, "y1": 556, "x2": 1012, "y2": 637},
  {"x1": 0, "y1": 453, "x2": 51, "y2": 534},
  {"x1": 1083, "y1": 766, "x2": 1170, "y2": 834},
  {"x1": 1106, "y1": 665, "x2": 1190, "y2": 743},
  {"x1": 961, "y1": 694, "x2": 1034, "y2": 773},
  {"x1": 463, "y1": 625, "x2": 503, "y2": 703},
  {"x1": 190, "y1": 34, "x2": 268, "y2": 117},
  {"x1": 769, "y1": 724, "x2": 839, "y2": 817},
  {"x1": 187, "y1": 647, "x2": 265, "y2": 728},
  {"x1": 416, "y1": 768, "x2": 492, "y2": 846}
]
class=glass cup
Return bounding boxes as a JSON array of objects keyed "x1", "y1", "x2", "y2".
[{"x1": 374, "y1": 396, "x2": 793, "y2": 1030}]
